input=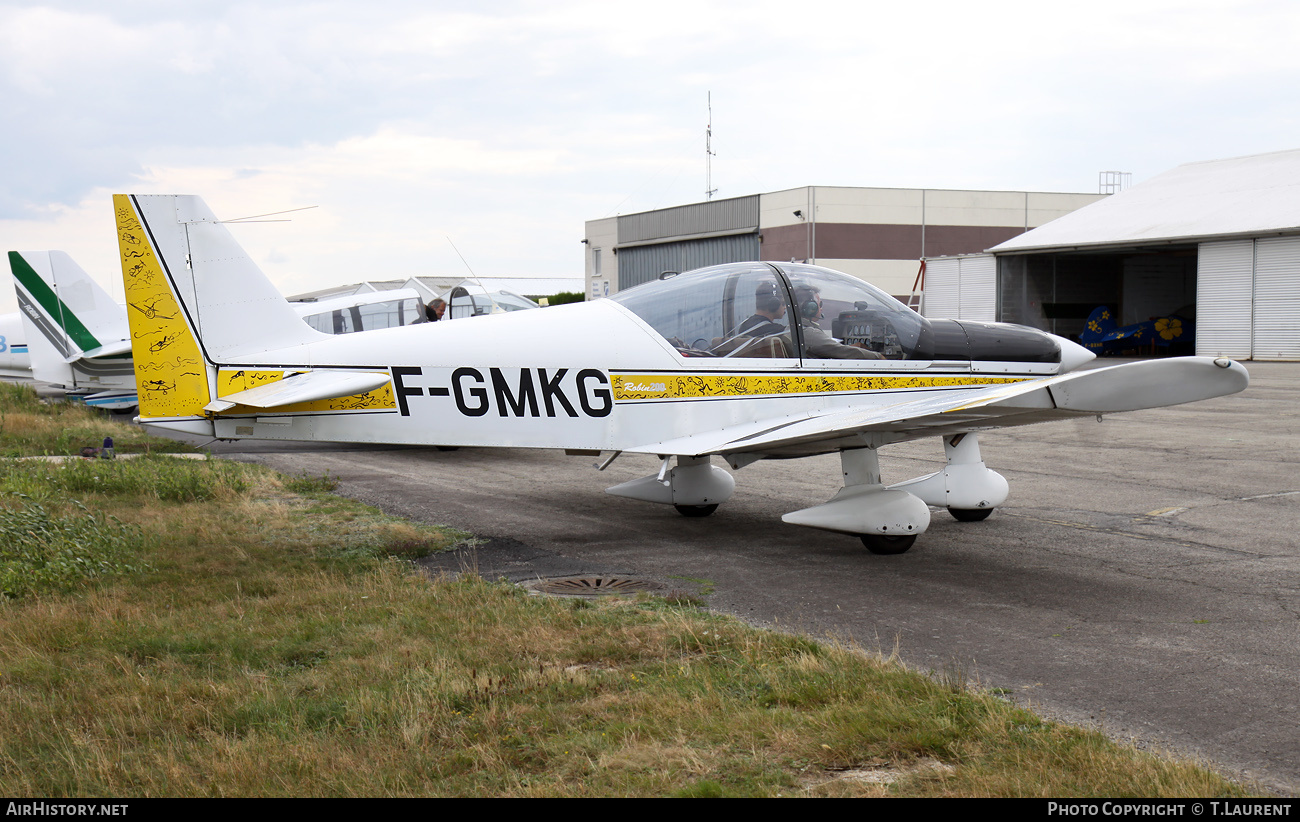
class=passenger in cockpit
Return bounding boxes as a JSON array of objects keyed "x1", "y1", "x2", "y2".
[
  {"x1": 793, "y1": 285, "x2": 884, "y2": 359},
  {"x1": 737, "y1": 281, "x2": 788, "y2": 338}
]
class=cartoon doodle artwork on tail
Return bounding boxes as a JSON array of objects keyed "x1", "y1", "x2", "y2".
[{"x1": 114, "y1": 194, "x2": 212, "y2": 418}]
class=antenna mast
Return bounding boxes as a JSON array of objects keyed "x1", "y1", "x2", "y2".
[{"x1": 706, "y1": 91, "x2": 717, "y2": 201}]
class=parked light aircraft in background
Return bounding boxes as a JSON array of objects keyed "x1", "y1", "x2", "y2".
[
  {"x1": 113, "y1": 194, "x2": 1249, "y2": 553},
  {"x1": 444, "y1": 283, "x2": 539, "y2": 319},
  {"x1": 297, "y1": 288, "x2": 429, "y2": 334},
  {"x1": 9, "y1": 250, "x2": 138, "y2": 410},
  {"x1": 7, "y1": 251, "x2": 436, "y2": 411},
  {"x1": 0, "y1": 311, "x2": 32, "y2": 379}
]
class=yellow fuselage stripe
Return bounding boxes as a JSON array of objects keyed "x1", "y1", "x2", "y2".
[{"x1": 610, "y1": 373, "x2": 1025, "y2": 401}]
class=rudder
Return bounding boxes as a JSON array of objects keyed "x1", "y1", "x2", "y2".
[{"x1": 114, "y1": 195, "x2": 212, "y2": 419}]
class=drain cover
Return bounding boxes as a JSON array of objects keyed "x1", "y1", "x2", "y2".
[{"x1": 528, "y1": 575, "x2": 665, "y2": 597}]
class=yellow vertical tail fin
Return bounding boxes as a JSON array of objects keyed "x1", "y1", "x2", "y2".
[{"x1": 113, "y1": 194, "x2": 211, "y2": 420}]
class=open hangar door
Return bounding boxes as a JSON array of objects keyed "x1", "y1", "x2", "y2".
[{"x1": 995, "y1": 246, "x2": 1197, "y2": 353}]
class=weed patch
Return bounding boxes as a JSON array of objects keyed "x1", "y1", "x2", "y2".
[
  {"x1": 0, "y1": 384, "x2": 192, "y2": 458},
  {"x1": 282, "y1": 471, "x2": 340, "y2": 494},
  {"x1": 0, "y1": 499, "x2": 147, "y2": 598},
  {"x1": 0, "y1": 456, "x2": 251, "y2": 502}
]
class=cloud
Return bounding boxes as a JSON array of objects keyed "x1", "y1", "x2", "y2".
[{"x1": 3, "y1": 0, "x2": 1300, "y2": 313}]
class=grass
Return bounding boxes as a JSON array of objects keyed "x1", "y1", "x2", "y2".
[
  {"x1": 0, "y1": 498, "x2": 145, "y2": 599},
  {"x1": 0, "y1": 458, "x2": 1253, "y2": 797},
  {"x1": 0, "y1": 382, "x2": 195, "y2": 457},
  {"x1": 0, "y1": 386, "x2": 1257, "y2": 796}
]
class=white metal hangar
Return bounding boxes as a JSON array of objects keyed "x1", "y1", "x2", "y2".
[
  {"x1": 927, "y1": 149, "x2": 1300, "y2": 361},
  {"x1": 584, "y1": 186, "x2": 1104, "y2": 303}
]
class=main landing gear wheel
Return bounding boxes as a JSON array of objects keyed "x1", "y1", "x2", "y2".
[
  {"x1": 948, "y1": 507, "x2": 994, "y2": 522},
  {"x1": 859, "y1": 534, "x2": 917, "y2": 554},
  {"x1": 674, "y1": 503, "x2": 719, "y2": 518}
]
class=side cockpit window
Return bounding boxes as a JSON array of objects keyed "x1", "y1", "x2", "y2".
[
  {"x1": 611, "y1": 264, "x2": 796, "y2": 359},
  {"x1": 778, "y1": 264, "x2": 930, "y2": 360}
]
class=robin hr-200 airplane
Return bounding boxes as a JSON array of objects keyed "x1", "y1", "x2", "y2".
[{"x1": 113, "y1": 194, "x2": 1249, "y2": 554}]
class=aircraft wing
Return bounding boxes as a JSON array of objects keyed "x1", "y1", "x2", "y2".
[{"x1": 625, "y1": 357, "x2": 1249, "y2": 458}]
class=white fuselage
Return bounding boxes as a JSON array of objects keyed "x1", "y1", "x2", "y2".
[
  {"x1": 190, "y1": 299, "x2": 1067, "y2": 455},
  {"x1": 0, "y1": 313, "x2": 32, "y2": 379}
]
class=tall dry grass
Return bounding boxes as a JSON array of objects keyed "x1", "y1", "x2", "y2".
[{"x1": 0, "y1": 382, "x2": 194, "y2": 457}]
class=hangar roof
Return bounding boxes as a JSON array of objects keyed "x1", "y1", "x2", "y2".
[{"x1": 991, "y1": 148, "x2": 1300, "y2": 254}]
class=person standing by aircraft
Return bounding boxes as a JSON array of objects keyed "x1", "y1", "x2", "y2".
[
  {"x1": 792, "y1": 284, "x2": 883, "y2": 359},
  {"x1": 426, "y1": 298, "x2": 446, "y2": 322}
]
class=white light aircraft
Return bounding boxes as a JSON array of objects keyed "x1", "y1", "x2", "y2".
[
  {"x1": 7, "y1": 249, "x2": 434, "y2": 411},
  {"x1": 9, "y1": 250, "x2": 138, "y2": 410},
  {"x1": 0, "y1": 311, "x2": 32, "y2": 379},
  {"x1": 296, "y1": 288, "x2": 429, "y2": 334},
  {"x1": 114, "y1": 194, "x2": 1249, "y2": 554}
]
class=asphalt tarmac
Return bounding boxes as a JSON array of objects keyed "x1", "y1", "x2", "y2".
[{"x1": 190, "y1": 360, "x2": 1299, "y2": 794}]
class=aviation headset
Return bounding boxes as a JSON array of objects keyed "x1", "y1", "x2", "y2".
[{"x1": 794, "y1": 286, "x2": 821, "y2": 319}]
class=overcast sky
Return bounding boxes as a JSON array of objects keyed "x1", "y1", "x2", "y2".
[{"x1": 2, "y1": 0, "x2": 1299, "y2": 311}]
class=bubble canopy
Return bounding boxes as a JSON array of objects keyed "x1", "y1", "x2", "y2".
[
  {"x1": 609, "y1": 263, "x2": 911, "y2": 361},
  {"x1": 609, "y1": 262, "x2": 1062, "y2": 365}
]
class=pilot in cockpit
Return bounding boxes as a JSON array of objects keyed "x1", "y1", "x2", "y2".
[
  {"x1": 737, "y1": 281, "x2": 789, "y2": 338},
  {"x1": 793, "y1": 284, "x2": 884, "y2": 360}
]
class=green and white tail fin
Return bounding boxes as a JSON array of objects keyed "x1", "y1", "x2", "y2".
[{"x1": 8, "y1": 250, "x2": 134, "y2": 390}]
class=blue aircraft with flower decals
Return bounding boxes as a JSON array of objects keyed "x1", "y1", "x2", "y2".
[{"x1": 1080, "y1": 305, "x2": 1195, "y2": 356}]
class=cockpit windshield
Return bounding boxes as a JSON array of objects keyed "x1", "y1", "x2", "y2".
[
  {"x1": 611, "y1": 262, "x2": 933, "y2": 361},
  {"x1": 610, "y1": 263, "x2": 796, "y2": 359}
]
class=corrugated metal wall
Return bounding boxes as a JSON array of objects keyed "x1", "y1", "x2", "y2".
[
  {"x1": 1252, "y1": 237, "x2": 1300, "y2": 360},
  {"x1": 616, "y1": 196, "x2": 761, "y2": 291},
  {"x1": 618, "y1": 234, "x2": 760, "y2": 291},
  {"x1": 957, "y1": 255, "x2": 997, "y2": 322},
  {"x1": 1196, "y1": 240, "x2": 1254, "y2": 358},
  {"x1": 923, "y1": 255, "x2": 996, "y2": 321},
  {"x1": 1197, "y1": 237, "x2": 1300, "y2": 360},
  {"x1": 923, "y1": 258, "x2": 960, "y2": 319},
  {"x1": 618, "y1": 196, "x2": 759, "y2": 244}
]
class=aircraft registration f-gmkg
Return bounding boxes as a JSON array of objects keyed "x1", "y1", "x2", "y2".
[{"x1": 114, "y1": 194, "x2": 1249, "y2": 554}]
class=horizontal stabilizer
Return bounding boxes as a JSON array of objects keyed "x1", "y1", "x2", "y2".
[
  {"x1": 80, "y1": 390, "x2": 139, "y2": 411},
  {"x1": 68, "y1": 340, "x2": 132, "y2": 362},
  {"x1": 205, "y1": 370, "x2": 391, "y2": 413}
]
